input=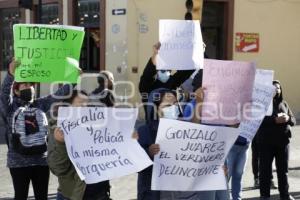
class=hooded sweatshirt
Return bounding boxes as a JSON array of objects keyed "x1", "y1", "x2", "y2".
[{"x1": 258, "y1": 80, "x2": 296, "y2": 146}]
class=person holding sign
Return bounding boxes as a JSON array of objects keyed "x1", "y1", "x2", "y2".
[
  {"x1": 139, "y1": 43, "x2": 194, "y2": 122},
  {"x1": 0, "y1": 59, "x2": 77, "y2": 200},
  {"x1": 47, "y1": 90, "x2": 113, "y2": 200},
  {"x1": 90, "y1": 71, "x2": 115, "y2": 107},
  {"x1": 137, "y1": 89, "x2": 180, "y2": 199},
  {"x1": 258, "y1": 81, "x2": 296, "y2": 200},
  {"x1": 138, "y1": 88, "x2": 218, "y2": 200}
]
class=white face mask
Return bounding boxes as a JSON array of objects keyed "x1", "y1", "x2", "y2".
[
  {"x1": 157, "y1": 70, "x2": 171, "y2": 83},
  {"x1": 162, "y1": 105, "x2": 180, "y2": 120}
]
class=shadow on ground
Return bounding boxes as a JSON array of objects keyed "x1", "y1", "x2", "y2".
[
  {"x1": 244, "y1": 191, "x2": 300, "y2": 200},
  {"x1": 0, "y1": 193, "x2": 56, "y2": 200},
  {"x1": 1, "y1": 192, "x2": 299, "y2": 200},
  {"x1": 289, "y1": 167, "x2": 300, "y2": 171}
]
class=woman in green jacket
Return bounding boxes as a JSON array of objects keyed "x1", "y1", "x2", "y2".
[{"x1": 47, "y1": 90, "x2": 111, "y2": 200}]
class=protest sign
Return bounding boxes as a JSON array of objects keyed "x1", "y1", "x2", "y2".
[
  {"x1": 13, "y1": 24, "x2": 85, "y2": 83},
  {"x1": 201, "y1": 59, "x2": 256, "y2": 125},
  {"x1": 266, "y1": 100, "x2": 273, "y2": 116},
  {"x1": 157, "y1": 19, "x2": 204, "y2": 70},
  {"x1": 255, "y1": 69, "x2": 275, "y2": 116},
  {"x1": 151, "y1": 118, "x2": 239, "y2": 191},
  {"x1": 57, "y1": 107, "x2": 152, "y2": 184},
  {"x1": 255, "y1": 69, "x2": 274, "y2": 85},
  {"x1": 239, "y1": 83, "x2": 274, "y2": 141}
]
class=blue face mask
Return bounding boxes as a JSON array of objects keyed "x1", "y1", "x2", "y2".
[
  {"x1": 157, "y1": 70, "x2": 171, "y2": 83},
  {"x1": 162, "y1": 105, "x2": 180, "y2": 120}
]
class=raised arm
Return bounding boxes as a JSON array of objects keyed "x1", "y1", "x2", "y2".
[
  {"x1": 36, "y1": 83, "x2": 75, "y2": 113},
  {"x1": 169, "y1": 69, "x2": 195, "y2": 89},
  {"x1": 139, "y1": 58, "x2": 158, "y2": 94},
  {"x1": 0, "y1": 60, "x2": 19, "y2": 112},
  {"x1": 139, "y1": 43, "x2": 162, "y2": 94}
]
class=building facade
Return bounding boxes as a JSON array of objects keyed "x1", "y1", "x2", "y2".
[{"x1": 0, "y1": 0, "x2": 299, "y2": 119}]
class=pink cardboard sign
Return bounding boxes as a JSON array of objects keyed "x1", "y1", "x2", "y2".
[{"x1": 201, "y1": 59, "x2": 256, "y2": 125}]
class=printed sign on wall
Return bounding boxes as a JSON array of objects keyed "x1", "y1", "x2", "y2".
[{"x1": 235, "y1": 33, "x2": 259, "y2": 53}]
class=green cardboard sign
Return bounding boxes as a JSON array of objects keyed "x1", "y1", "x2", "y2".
[{"x1": 13, "y1": 24, "x2": 85, "y2": 83}]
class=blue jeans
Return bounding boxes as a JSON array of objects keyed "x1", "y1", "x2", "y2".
[
  {"x1": 227, "y1": 144, "x2": 250, "y2": 200},
  {"x1": 56, "y1": 192, "x2": 69, "y2": 200}
]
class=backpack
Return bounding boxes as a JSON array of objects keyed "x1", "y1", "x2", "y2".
[{"x1": 11, "y1": 106, "x2": 48, "y2": 155}]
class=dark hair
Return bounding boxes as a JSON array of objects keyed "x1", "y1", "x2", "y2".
[
  {"x1": 97, "y1": 72, "x2": 109, "y2": 86},
  {"x1": 153, "y1": 90, "x2": 177, "y2": 108},
  {"x1": 12, "y1": 82, "x2": 35, "y2": 94},
  {"x1": 63, "y1": 89, "x2": 88, "y2": 104},
  {"x1": 273, "y1": 80, "x2": 283, "y2": 103},
  {"x1": 148, "y1": 89, "x2": 177, "y2": 121}
]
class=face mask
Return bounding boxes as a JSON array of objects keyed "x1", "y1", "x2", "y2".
[
  {"x1": 162, "y1": 105, "x2": 180, "y2": 120},
  {"x1": 157, "y1": 71, "x2": 171, "y2": 83},
  {"x1": 20, "y1": 88, "x2": 34, "y2": 102}
]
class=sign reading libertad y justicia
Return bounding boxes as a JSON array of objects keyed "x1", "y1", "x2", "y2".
[{"x1": 13, "y1": 24, "x2": 85, "y2": 83}]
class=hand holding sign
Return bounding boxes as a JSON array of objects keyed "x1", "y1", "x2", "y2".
[
  {"x1": 275, "y1": 113, "x2": 289, "y2": 124},
  {"x1": 54, "y1": 128, "x2": 65, "y2": 143},
  {"x1": 149, "y1": 144, "x2": 160, "y2": 157},
  {"x1": 8, "y1": 58, "x2": 21, "y2": 76},
  {"x1": 151, "y1": 42, "x2": 161, "y2": 66},
  {"x1": 195, "y1": 87, "x2": 205, "y2": 103}
]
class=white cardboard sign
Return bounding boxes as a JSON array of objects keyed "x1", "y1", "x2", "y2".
[
  {"x1": 151, "y1": 119, "x2": 239, "y2": 191},
  {"x1": 58, "y1": 107, "x2": 153, "y2": 184}
]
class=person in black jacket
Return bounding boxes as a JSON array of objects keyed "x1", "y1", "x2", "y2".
[
  {"x1": 90, "y1": 71, "x2": 115, "y2": 107},
  {"x1": 139, "y1": 43, "x2": 194, "y2": 122},
  {"x1": 258, "y1": 80, "x2": 296, "y2": 200}
]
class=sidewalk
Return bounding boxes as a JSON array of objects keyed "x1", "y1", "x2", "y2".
[{"x1": 0, "y1": 126, "x2": 299, "y2": 200}]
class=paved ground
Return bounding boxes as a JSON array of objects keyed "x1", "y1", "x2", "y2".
[{"x1": 0, "y1": 124, "x2": 299, "y2": 200}]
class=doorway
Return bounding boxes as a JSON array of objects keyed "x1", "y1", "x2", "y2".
[{"x1": 201, "y1": 0, "x2": 234, "y2": 60}]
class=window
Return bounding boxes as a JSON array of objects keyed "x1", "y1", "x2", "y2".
[
  {"x1": 202, "y1": 0, "x2": 234, "y2": 60},
  {"x1": 77, "y1": 0, "x2": 100, "y2": 28},
  {"x1": 0, "y1": 8, "x2": 20, "y2": 69},
  {"x1": 201, "y1": 2, "x2": 225, "y2": 59},
  {"x1": 76, "y1": 0, "x2": 101, "y2": 72},
  {"x1": 41, "y1": 3, "x2": 60, "y2": 24}
]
